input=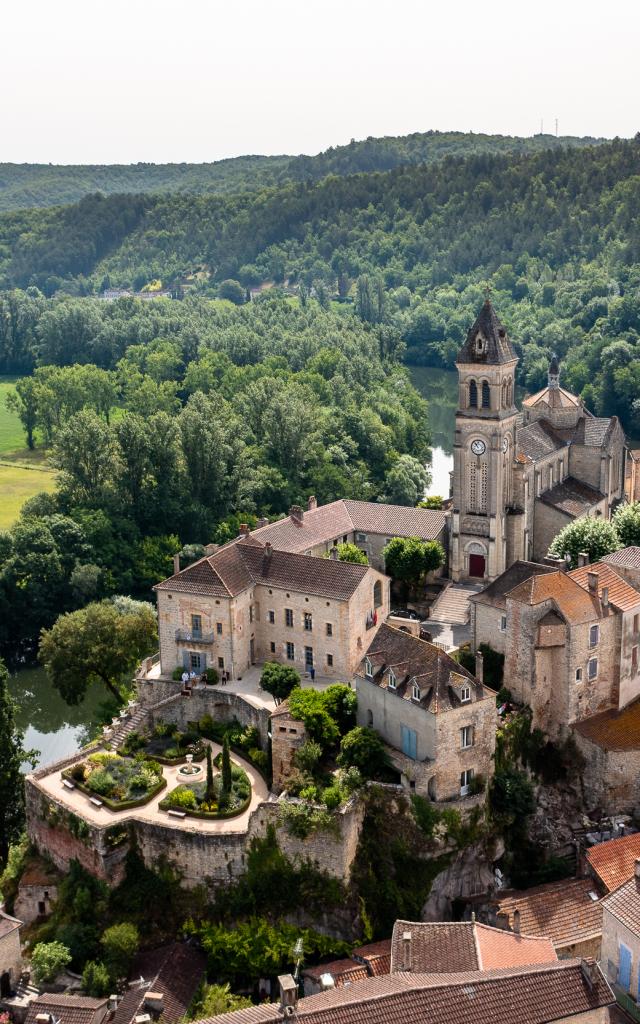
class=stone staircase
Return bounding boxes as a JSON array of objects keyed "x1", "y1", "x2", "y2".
[
  {"x1": 110, "y1": 692, "x2": 184, "y2": 749},
  {"x1": 429, "y1": 582, "x2": 483, "y2": 625}
]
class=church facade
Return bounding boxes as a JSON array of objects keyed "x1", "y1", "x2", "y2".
[{"x1": 449, "y1": 301, "x2": 625, "y2": 583}]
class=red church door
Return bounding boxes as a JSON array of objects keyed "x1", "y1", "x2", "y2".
[{"x1": 469, "y1": 554, "x2": 486, "y2": 578}]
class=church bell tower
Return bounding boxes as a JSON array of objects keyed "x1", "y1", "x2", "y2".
[{"x1": 450, "y1": 300, "x2": 519, "y2": 582}]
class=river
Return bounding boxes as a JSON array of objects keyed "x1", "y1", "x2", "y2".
[
  {"x1": 408, "y1": 365, "x2": 456, "y2": 498},
  {"x1": 9, "y1": 666, "x2": 105, "y2": 770}
]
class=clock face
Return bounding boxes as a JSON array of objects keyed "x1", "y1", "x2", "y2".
[
  {"x1": 471, "y1": 439, "x2": 486, "y2": 456},
  {"x1": 502, "y1": 436, "x2": 509, "y2": 453}
]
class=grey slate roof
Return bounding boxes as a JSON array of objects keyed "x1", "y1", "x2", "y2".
[
  {"x1": 516, "y1": 420, "x2": 566, "y2": 462},
  {"x1": 602, "y1": 547, "x2": 640, "y2": 570},
  {"x1": 539, "y1": 477, "x2": 606, "y2": 518},
  {"x1": 456, "y1": 300, "x2": 517, "y2": 365}
]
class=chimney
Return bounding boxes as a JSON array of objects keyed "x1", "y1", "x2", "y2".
[
  {"x1": 173, "y1": 553, "x2": 180, "y2": 575},
  {"x1": 587, "y1": 570, "x2": 599, "y2": 593},
  {"x1": 635, "y1": 857, "x2": 640, "y2": 879},
  {"x1": 256, "y1": 517, "x2": 269, "y2": 529},
  {"x1": 602, "y1": 586, "x2": 609, "y2": 608},
  {"x1": 36, "y1": 1016, "x2": 50, "y2": 1024},
  {"x1": 289, "y1": 505, "x2": 304, "y2": 525},
  {"x1": 580, "y1": 958, "x2": 598, "y2": 989},
  {"x1": 144, "y1": 993, "x2": 164, "y2": 1014},
  {"x1": 108, "y1": 996, "x2": 119, "y2": 1013},
  {"x1": 278, "y1": 974, "x2": 298, "y2": 1013},
  {"x1": 475, "y1": 651, "x2": 484, "y2": 684},
  {"x1": 513, "y1": 909, "x2": 521, "y2": 935},
  {"x1": 204, "y1": 543, "x2": 218, "y2": 556},
  {"x1": 578, "y1": 551, "x2": 590, "y2": 568},
  {"x1": 239, "y1": 523, "x2": 250, "y2": 537},
  {"x1": 308, "y1": 495, "x2": 318, "y2": 511},
  {"x1": 330, "y1": 545, "x2": 339, "y2": 560},
  {"x1": 263, "y1": 542, "x2": 273, "y2": 569},
  {"x1": 402, "y1": 930, "x2": 412, "y2": 971}
]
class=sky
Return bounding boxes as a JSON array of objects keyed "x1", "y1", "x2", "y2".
[{"x1": 2, "y1": 0, "x2": 638, "y2": 164}]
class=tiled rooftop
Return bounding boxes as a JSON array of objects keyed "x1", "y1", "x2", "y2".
[
  {"x1": 539, "y1": 477, "x2": 606, "y2": 518},
  {"x1": 506, "y1": 570, "x2": 601, "y2": 625},
  {"x1": 522, "y1": 385, "x2": 581, "y2": 410},
  {"x1": 516, "y1": 419, "x2": 566, "y2": 463},
  {"x1": 25, "y1": 995, "x2": 107, "y2": 1024},
  {"x1": 112, "y1": 943, "x2": 206, "y2": 1024},
  {"x1": 572, "y1": 696, "x2": 640, "y2": 752},
  {"x1": 470, "y1": 561, "x2": 556, "y2": 610},
  {"x1": 602, "y1": 547, "x2": 640, "y2": 570},
  {"x1": 496, "y1": 878, "x2": 603, "y2": 949},
  {"x1": 303, "y1": 959, "x2": 370, "y2": 987},
  {"x1": 390, "y1": 920, "x2": 556, "y2": 974},
  {"x1": 351, "y1": 939, "x2": 392, "y2": 976},
  {"x1": 586, "y1": 833, "x2": 640, "y2": 892},
  {"x1": 0, "y1": 908, "x2": 21, "y2": 938},
  {"x1": 199, "y1": 960, "x2": 612, "y2": 1024},
  {"x1": 569, "y1": 561, "x2": 640, "y2": 612},
  {"x1": 602, "y1": 873, "x2": 640, "y2": 934}
]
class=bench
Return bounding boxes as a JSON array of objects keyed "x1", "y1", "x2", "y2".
[
  {"x1": 63, "y1": 779, "x2": 75, "y2": 790},
  {"x1": 90, "y1": 797, "x2": 103, "y2": 808},
  {"x1": 167, "y1": 809, "x2": 186, "y2": 819}
]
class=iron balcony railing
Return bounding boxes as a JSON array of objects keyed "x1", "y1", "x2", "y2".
[{"x1": 175, "y1": 628, "x2": 215, "y2": 644}]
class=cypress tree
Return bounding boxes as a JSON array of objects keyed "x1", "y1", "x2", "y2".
[
  {"x1": 204, "y1": 745, "x2": 215, "y2": 806},
  {"x1": 221, "y1": 734, "x2": 232, "y2": 804},
  {"x1": 0, "y1": 658, "x2": 36, "y2": 867}
]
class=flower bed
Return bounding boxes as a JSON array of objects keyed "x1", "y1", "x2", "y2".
[
  {"x1": 122, "y1": 724, "x2": 205, "y2": 766},
  {"x1": 63, "y1": 752, "x2": 166, "y2": 810},
  {"x1": 159, "y1": 762, "x2": 252, "y2": 819}
]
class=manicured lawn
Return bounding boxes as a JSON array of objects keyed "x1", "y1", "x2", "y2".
[{"x1": 0, "y1": 377, "x2": 57, "y2": 528}]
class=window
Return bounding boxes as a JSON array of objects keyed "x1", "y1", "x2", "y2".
[
  {"x1": 481, "y1": 380, "x2": 490, "y2": 409},
  {"x1": 285, "y1": 608, "x2": 293, "y2": 627},
  {"x1": 326, "y1": 623, "x2": 333, "y2": 636},
  {"x1": 327, "y1": 654, "x2": 333, "y2": 667},
  {"x1": 364, "y1": 657, "x2": 373, "y2": 679},
  {"x1": 189, "y1": 652, "x2": 202, "y2": 671},
  {"x1": 588, "y1": 657, "x2": 598, "y2": 681},
  {"x1": 575, "y1": 667, "x2": 583, "y2": 682},
  {"x1": 191, "y1": 614, "x2": 202, "y2": 638},
  {"x1": 305, "y1": 646, "x2": 314, "y2": 667},
  {"x1": 216, "y1": 622, "x2": 223, "y2": 635},
  {"x1": 500, "y1": 615, "x2": 507, "y2": 633},
  {"x1": 461, "y1": 685, "x2": 471, "y2": 703},
  {"x1": 460, "y1": 769, "x2": 474, "y2": 796},
  {"x1": 366, "y1": 709, "x2": 373, "y2": 726},
  {"x1": 270, "y1": 642, "x2": 276, "y2": 654},
  {"x1": 38, "y1": 901, "x2": 45, "y2": 916},
  {"x1": 412, "y1": 682, "x2": 420, "y2": 701},
  {"x1": 249, "y1": 605, "x2": 254, "y2": 624},
  {"x1": 304, "y1": 613, "x2": 313, "y2": 631},
  {"x1": 633, "y1": 646, "x2": 638, "y2": 672},
  {"x1": 356, "y1": 532, "x2": 367, "y2": 542},
  {"x1": 589, "y1": 624, "x2": 599, "y2": 648},
  {"x1": 461, "y1": 726, "x2": 474, "y2": 749},
  {"x1": 218, "y1": 657, "x2": 224, "y2": 669},
  {"x1": 373, "y1": 580, "x2": 383, "y2": 608},
  {"x1": 388, "y1": 670, "x2": 397, "y2": 690},
  {"x1": 634, "y1": 614, "x2": 639, "y2": 634},
  {"x1": 268, "y1": 610, "x2": 275, "y2": 624},
  {"x1": 286, "y1": 642, "x2": 295, "y2": 661},
  {"x1": 469, "y1": 379, "x2": 478, "y2": 408}
]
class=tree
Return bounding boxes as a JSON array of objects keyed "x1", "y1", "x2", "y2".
[
  {"x1": 0, "y1": 659, "x2": 36, "y2": 866},
  {"x1": 325, "y1": 542, "x2": 368, "y2": 565},
  {"x1": 288, "y1": 689, "x2": 340, "y2": 749},
  {"x1": 548, "y1": 517, "x2": 620, "y2": 568},
  {"x1": 205, "y1": 746, "x2": 215, "y2": 806},
  {"x1": 322, "y1": 684, "x2": 358, "y2": 734},
  {"x1": 100, "y1": 922, "x2": 139, "y2": 980},
  {"x1": 218, "y1": 279, "x2": 246, "y2": 304},
  {"x1": 612, "y1": 502, "x2": 640, "y2": 548},
  {"x1": 52, "y1": 409, "x2": 118, "y2": 507},
  {"x1": 39, "y1": 598, "x2": 158, "y2": 705},
  {"x1": 382, "y1": 536, "x2": 445, "y2": 591},
  {"x1": 383, "y1": 455, "x2": 430, "y2": 506},
  {"x1": 6, "y1": 377, "x2": 39, "y2": 449},
  {"x1": 184, "y1": 983, "x2": 251, "y2": 1019},
  {"x1": 259, "y1": 663, "x2": 301, "y2": 701},
  {"x1": 30, "y1": 942, "x2": 72, "y2": 984},
  {"x1": 220, "y1": 735, "x2": 232, "y2": 805},
  {"x1": 82, "y1": 960, "x2": 111, "y2": 997},
  {"x1": 337, "y1": 726, "x2": 390, "y2": 779}
]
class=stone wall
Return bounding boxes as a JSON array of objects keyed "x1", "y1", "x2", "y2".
[
  {"x1": 0, "y1": 916, "x2": 22, "y2": 989},
  {"x1": 137, "y1": 680, "x2": 271, "y2": 748},
  {"x1": 573, "y1": 730, "x2": 640, "y2": 816},
  {"x1": 601, "y1": 902, "x2": 640, "y2": 1000},
  {"x1": 271, "y1": 707, "x2": 308, "y2": 793},
  {"x1": 471, "y1": 600, "x2": 507, "y2": 655}
]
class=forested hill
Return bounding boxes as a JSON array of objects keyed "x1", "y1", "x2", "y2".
[{"x1": 0, "y1": 130, "x2": 603, "y2": 211}]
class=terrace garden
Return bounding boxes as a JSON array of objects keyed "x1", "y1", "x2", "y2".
[
  {"x1": 63, "y1": 752, "x2": 165, "y2": 809},
  {"x1": 121, "y1": 721, "x2": 205, "y2": 764},
  {"x1": 160, "y1": 741, "x2": 252, "y2": 819}
]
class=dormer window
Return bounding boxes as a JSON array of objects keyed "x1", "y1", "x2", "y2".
[
  {"x1": 364, "y1": 657, "x2": 373, "y2": 679},
  {"x1": 412, "y1": 682, "x2": 420, "y2": 701},
  {"x1": 388, "y1": 670, "x2": 397, "y2": 691},
  {"x1": 461, "y1": 685, "x2": 471, "y2": 703}
]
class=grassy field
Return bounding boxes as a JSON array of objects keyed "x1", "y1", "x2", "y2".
[{"x1": 0, "y1": 377, "x2": 57, "y2": 528}]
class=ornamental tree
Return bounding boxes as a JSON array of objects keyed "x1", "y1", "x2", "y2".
[
  {"x1": 382, "y1": 536, "x2": 445, "y2": 591},
  {"x1": 325, "y1": 542, "x2": 368, "y2": 565},
  {"x1": 30, "y1": 942, "x2": 72, "y2": 984},
  {"x1": 337, "y1": 726, "x2": 390, "y2": 779},
  {"x1": 0, "y1": 658, "x2": 37, "y2": 866},
  {"x1": 259, "y1": 663, "x2": 301, "y2": 701},
  {"x1": 548, "y1": 516, "x2": 620, "y2": 568},
  {"x1": 100, "y1": 922, "x2": 139, "y2": 981},
  {"x1": 612, "y1": 502, "x2": 640, "y2": 548},
  {"x1": 221, "y1": 735, "x2": 232, "y2": 804}
]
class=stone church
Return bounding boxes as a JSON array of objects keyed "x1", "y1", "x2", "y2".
[{"x1": 450, "y1": 300, "x2": 625, "y2": 582}]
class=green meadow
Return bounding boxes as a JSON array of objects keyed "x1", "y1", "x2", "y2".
[{"x1": 0, "y1": 378, "x2": 57, "y2": 529}]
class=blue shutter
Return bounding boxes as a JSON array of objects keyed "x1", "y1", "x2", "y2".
[
  {"x1": 182, "y1": 651, "x2": 190, "y2": 670},
  {"x1": 619, "y1": 944, "x2": 632, "y2": 992},
  {"x1": 401, "y1": 726, "x2": 418, "y2": 760}
]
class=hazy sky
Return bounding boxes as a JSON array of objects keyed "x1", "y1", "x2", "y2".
[{"x1": 2, "y1": 0, "x2": 638, "y2": 164}]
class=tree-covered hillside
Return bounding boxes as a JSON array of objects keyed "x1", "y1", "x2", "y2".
[{"x1": 0, "y1": 131, "x2": 602, "y2": 212}]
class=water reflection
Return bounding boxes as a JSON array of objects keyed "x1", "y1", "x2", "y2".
[{"x1": 409, "y1": 366, "x2": 457, "y2": 498}]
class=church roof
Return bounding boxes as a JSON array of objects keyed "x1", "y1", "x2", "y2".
[
  {"x1": 522, "y1": 385, "x2": 582, "y2": 411},
  {"x1": 515, "y1": 420, "x2": 566, "y2": 462},
  {"x1": 538, "y1": 477, "x2": 606, "y2": 518},
  {"x1": 456, "y1": 300, "x2": 517, "y2": 366}
]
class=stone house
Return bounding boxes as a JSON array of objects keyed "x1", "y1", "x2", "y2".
[
  {"x1": 573, "y1": 698, "x2": 640, "y2": 815},
  {"x1": 248, "y1": 497, "x2": 447, "y2": 573},
  {"x1": 492, "y1": 878, "x2": 604, "y2": 960},
  {"x1": 14, "y1": 859, "x2": 60, "y2": 925},
  {"x1": 600, "y1": 859, "x2": 640, "y2": 1011},
  {"x1": 0, "y1": 908, "x2": 22, "y2": 998},
  {"x1": 355, "y1": 623, "x2": 496, "y2": 801},
  {"x1": 111, "y1": 943, "x2": 206, "y2": 1024},
  {"x1": 270, "y1": 700, "x2": 309, "y2": 793},
  {"x1": 625, "y1": 449, "x2": 640, "y2": 503},
  {"x1": 469, "y1": 560, "x2": 556, "y2": 655},
  {"x1": 154, "y1": 534, "x2": 390, "y2": 682}
]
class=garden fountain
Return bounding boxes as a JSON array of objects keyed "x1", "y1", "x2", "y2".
[{"x1": 177, "y1": 753, "x2": 204, "y2": 780}]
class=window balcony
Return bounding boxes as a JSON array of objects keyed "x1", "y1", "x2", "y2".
[{"x1": 175, "y1": 628, "x2": 215, "y2": 644}]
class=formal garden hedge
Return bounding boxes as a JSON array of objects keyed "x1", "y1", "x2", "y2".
[
  {"x1": 159, "y1": 758, "x2": 251, "y2": 820},
  {"x1": 121, "y1": 722, "x2": 205, "y2": 765},
  {"x1": 63, "y1": 752, "x2": 166, "y2": 811}
]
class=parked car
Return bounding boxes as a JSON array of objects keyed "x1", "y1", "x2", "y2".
[{"x1": 390, "y1": 608, "x2": 421, "y2": 620}]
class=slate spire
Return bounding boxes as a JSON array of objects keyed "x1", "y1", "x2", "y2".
[{"x1": 456, "y1": 299, "x2": 517, "y2": 365}]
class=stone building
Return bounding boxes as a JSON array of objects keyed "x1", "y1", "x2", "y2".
[
  {"x1": 0, "y1": 908, "x2": 22, "y2": 999},
  {"x1": 14, "y1": 859, "x2": 60, "y2": 925},
  {"x1": 450, "y1": 300, "x2": 625, "y2": 583},
  {"x1": 602, "y1": 547, "x2": 640, "y2": 591},
  {"x1": 573, "y1": 697, "x2": 640, "y2": 814},
  {"x1": 24, "y1": 995, "x2": 108, "y2": 1024},
  {"x1": 469, "y1": 560, "x2": 556, "y2": 655},
  {"x1": 355, "y1": 623, "x2": 496, "y2": 800},
  {"x1": 492, "y1": 878, "x2": 604, "y2": 961},
  {"x1": 600, "y1": 859, "x2": 640, "y2": 1011},
  {"x1": 270, "y1": 700, "x2": 309, "y2": 793},
  {"x1": 154, "y1": 534, "x2": 389, "y2": 682}
]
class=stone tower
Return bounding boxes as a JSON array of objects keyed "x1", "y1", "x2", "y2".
[{"x1": 450, "y1": 300, "x2": 519, "y2": 582}]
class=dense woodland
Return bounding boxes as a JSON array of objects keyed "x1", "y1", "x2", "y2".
[{"x1": 0, "y1": 130, "x2": 599, "y2": 211}]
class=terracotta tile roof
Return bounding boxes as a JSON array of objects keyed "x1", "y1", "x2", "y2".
[
  {"x1": 249, "y1": 499, "x2": 446, "y2": 554},
  {"x1": 586, "y1": 833, "x2": 640, "y2": 892},
  {"x1": 470, "y1": 561, "x2": 556, "y2": 610},
  {"x1": 572, "y1": 696, "x2": 640, "y2": 752},
  {"x1": 474, "y1": 923, "x2": 556, "y2": 969},
  {"x1": 456, "y1": 299, "x2": 517, "y2": 365},
  {"x1": 539, "y1": 476, "x2": 606, "y2": 518},
  {"x1": 523, "y1": 385, "x2": 581, "y2": 410},
  {"x1": 156, "y1": 536, "x2": 373, "y2": 601},
  {"x1": 362, "y1": 624, "x2": 493, "y2": 715},
  {"x1": 351, "y1": 939, "x2": 392, "y2": 976},
  {"x1": 506, "y1": 570, "x2": 601, "y2": 625},
  {"x1": 602, "y1": 873, "x2": 640, "y2": 934},
  {"x1": 25, "y1": 995, "x2": 107, "y2": 1024},
  {"x1": 303, "y1": 959, "x2": 370, "y2": 987},
  {"x1": 496, "y1": 878, "x2": 602, "y2": 949},
  {"x1": 390, "y1": 920, "x2": 555, "y2": 974},
  {"x1": 569, "y1": 562, "x2": 640, "y2": 612},
  {"x1": 113, "y1": 943, "x2": 206, "y2": 1024},
  {"x1": 516, "y1": 420, "x2": 566, "y2": 463},
  {"x1": 198, "y1": 960, "x2": 613, "y2": 1024},
  {"x1": 602, "y1": 547, "x2": 640, "y2": 570},
  {"x1": 18, "y1": 858, "x2": 61, "y2": 888},
  {"x1": 0, "y1": 908, "x2": 21, "y2": 938}
]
